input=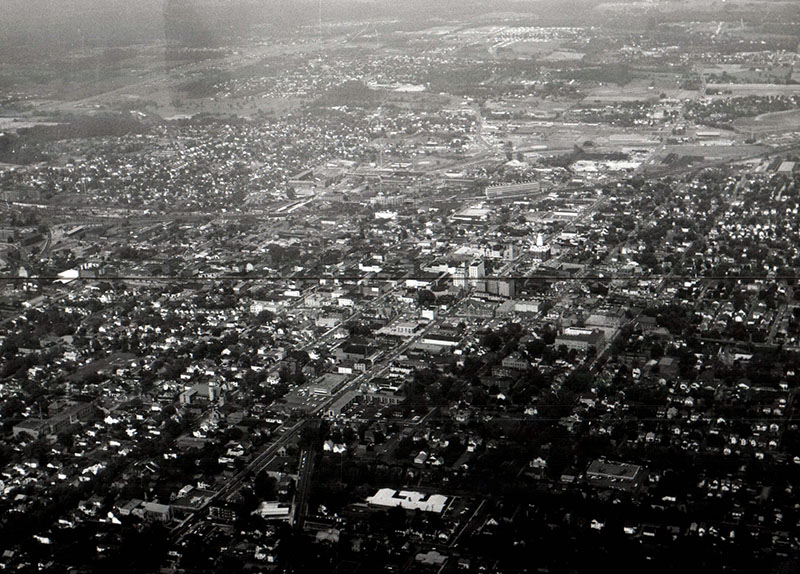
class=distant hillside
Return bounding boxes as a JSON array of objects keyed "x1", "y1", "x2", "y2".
[
  {"x1": 0, "y1": 0, "x2": 316, "y2": 59},
  {"x1": 0, "y1": 0, "x2": 614, "y2": 60},
  {"x1": 4, "y1": 0, "x2": 781, "y2": 66}
]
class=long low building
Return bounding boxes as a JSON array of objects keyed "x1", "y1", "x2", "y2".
[
  {"x1": 327, "y1": 390, "x2": 360, "y2": 417},
  {"x1": 252, "y1": 501, "x2": 292, "y2": 521},
  {"x1": 326, "y1": 388, "x2": 405, "y2": 418},
  {"x1": 485, "y1": 180, "x2": 544, "y2": 199},
  {"x1": 419, "y1": 332, "x2": 462, "y2": 348}
]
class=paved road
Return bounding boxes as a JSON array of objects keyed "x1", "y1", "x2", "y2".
[
  {"x1": 171, "y1": 417, "x2": 312, "y2": 542},
  {"x1": 292, "y1": 447, "x2": 316, "y2": 529}
]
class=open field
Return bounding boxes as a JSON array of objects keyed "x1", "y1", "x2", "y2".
[
  {"x1": 706, "y1": 83, "x2": 800, "y2": 97},
  {"x1": 497, "y1": 41, "x2": 573, "y2": 59},
  {"x1": 582, "y1": 82, "x2": 697, "y2": 103},
  {"x1": 662, "y1": 142, "x2": 768, "y2": 160},
  {"x1": 734, "y1": 108, "x2": 800, "y2": 135},
  {"x1": 3, "y1": 36, "x2": 351, "y2": 119}
]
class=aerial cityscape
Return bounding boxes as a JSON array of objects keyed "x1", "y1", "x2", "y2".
[{"x1": 1, "y1": 0, "x2": 800, "y2": 572}]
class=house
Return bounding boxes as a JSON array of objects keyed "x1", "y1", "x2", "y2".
[
  {"x1": 636, "y1": 315, "x2": 658, "y2": 333},
  {"x1": 12, "y1": 419, "x2": 48, "y2": 440},
  {"x1": 140, "y1": 502, "x2": 173, "y2": 522},
  {"x1": 315, "y1": 528, "x2": 341, "y2": 543},
  {"x1": 416, "y1": 550, "x2": 447, "y2": 566},
  {"x1": 116, "y1": 499, "x2": 144, "y2": 517},
  {"x1": 659, "y1": 357, "x2": 680, "y2": 378},
  {"x1": 501, "y1": 352, "x2": 530, "y2": 371},
  {"x1": 555, "y1": 328, "x2": 605, "y2": 352}
]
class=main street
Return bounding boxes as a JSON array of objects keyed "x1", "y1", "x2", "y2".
[
  {"x1": 170, "y1": 416, "x2": 311, "y2": 542},
  {"x1": 291, "y1": 448, "x2": 315, "y2": 530},
  {"x1": 170, "y1": 281, "x2": 472, "y2": 542}
]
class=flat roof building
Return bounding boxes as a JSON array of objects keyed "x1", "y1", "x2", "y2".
[
  {"x1": 366, "y1": 488, "x2": 448, "y2": 513},
  {"x1": 586, "y1": 459, "x2": 643, "y2": 491},
  {"x1": 309, "y1": 373, "x2": 348, "y2": 396}
]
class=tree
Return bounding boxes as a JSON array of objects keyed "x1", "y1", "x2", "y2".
[
  {"x1": 480, "y1": 331, "x2": 503, "y2": 352},
  {"x1": 386, "y1": 505, "x2": 406, "y2": 529},
  {"x1": 255, "y1": 309, "x2": 275, "y2": 323},
  {"x1": 57, "y1": 431, "x2": 75, "y2": 450},
  {"x1": 395, "y1": 436, "x2": 415, "y2": 460},
  {"x1": 541, "y1": 325, "x2": 557, "y2": 346},
  {"x1": 417, "y1": 289, "x2": 436, "y2": 307},
  {"x1": 650, "y1": 341, "x2": 664, "y2": 360},
  {"x1": 254, "y1": 471, "x2": 277, "y2": 500}
]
